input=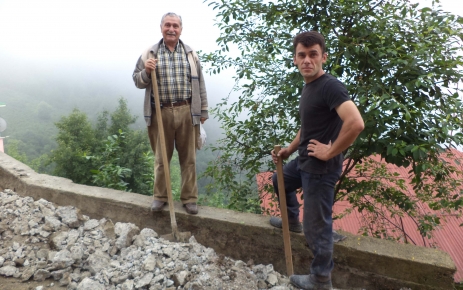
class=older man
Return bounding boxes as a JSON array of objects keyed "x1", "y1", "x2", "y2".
[{"x1": 132, "y1": 12, "x2": 208, "y2": 215}]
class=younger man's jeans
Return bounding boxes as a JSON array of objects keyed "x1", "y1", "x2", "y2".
[{"x1": 272, "y1": 157, "x2": 341, "y2": 277}]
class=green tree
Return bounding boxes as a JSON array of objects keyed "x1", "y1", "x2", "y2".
[
  {"x1": 48, "y1": 97, "x2": 180, "y2": 196},
  {"x1": 85, "y1": 130, "x2": 132, "y2": 191},
  {"x1": 5, "y1": 139, "x2": 28, "y2": 164},
  {"x1": 202, "y1": 0, "x2": 463, "y2": 240},
  {"x1": 5, "y1": 139, "x2": 53, "y2": 173},
  {"x1": 98, "y1": 98, "x2": 153, "y2": 194},
  {"x1": 108, "y1": 98, "x2": 138, "y2": 135},
  {"x1": 49, "y1": 109, "x2": 97, "y2": 185}
]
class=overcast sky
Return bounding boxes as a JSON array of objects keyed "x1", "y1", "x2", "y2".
[
  {"x1": 0, "y1": 0, "x2": 460, "y2": 61},
  {"x1": 0, "y1": 0, "x2": 219, "y2": 65},
  {"x1": 0, "y1": 0, "x2": 233, "y2": 111},
  {"x1": 0, "y1": 0, "x2": 461, "y2": 109}
]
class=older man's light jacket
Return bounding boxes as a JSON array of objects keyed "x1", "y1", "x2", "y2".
[{"x1": 132, "y1": 39, "x2": 208, "y2": 126}]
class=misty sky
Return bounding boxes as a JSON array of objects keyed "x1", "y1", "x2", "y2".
[
  {"x1": 0, "y1": 0, "x2": 461, "y2": 62},
  {"x1": 0, "y1": 0, "x2": 236, "y2": 115},
  {"x1": 0, "y1": 0, "x2": 462, "y2": 112},
  {"x1": 0, "y1": 0, "x2": 220, "y2": 65}
]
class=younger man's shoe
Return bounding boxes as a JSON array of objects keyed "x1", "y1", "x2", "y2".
[
  {"x1": 269, "y1": 216, "x2": 302, "y2": 233},
  {"x1": 150, "y1": 200, "x2": 166, "y2": 212},
  {"x1": 332, "y1": 230, "x2": 347, "y2": 243},
  {"x1": 290, "y1": 274, "x2": 333, "y2": 290}
]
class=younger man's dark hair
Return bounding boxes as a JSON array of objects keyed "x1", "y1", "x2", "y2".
[{"x1": 293, "y1": 31, "x2": 326, "y2": 53}]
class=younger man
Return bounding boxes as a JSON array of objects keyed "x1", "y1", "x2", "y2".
[{"x1": 271, "y1": 31, "x2": 364, "y2": 289}]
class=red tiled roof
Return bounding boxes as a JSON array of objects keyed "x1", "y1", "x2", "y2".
[{"x1": 258, "y1": 149, "x2": 463, "y2": 282}]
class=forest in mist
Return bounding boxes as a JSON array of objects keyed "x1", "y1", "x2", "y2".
[{"x1": 0, "y1": 53, "x2": 230, "y2": 196}]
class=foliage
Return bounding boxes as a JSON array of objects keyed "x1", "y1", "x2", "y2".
[
  {"x1": 93, "y1": 99, "x2": 153, "y2": 194},
  {"x1": 5, "y1": 90, "x2": 211, "y2": 200},
  {"x1": 202, "y1": 0, "x2": 463, "y2": 239},
  {"x1": 0, "y1": 73, "x2": 145, "y2": 163},
  {"x1": 202, "y1": 149, "x2": 263, "y2": 213},
  {"x1": 169, "y1": 152, "x2": 182, "y2": 201},
  {"x1": 4, "y1": 139, "x2": 29, "y2": 164},
  {"x1": 49, "y1": 108, "x2": 97, "y2": 185},
  {"x1": 85, "y1": 131, "x2": 132, "y2": 191},
  {"x1": 49, "y1": 98, "x2": 155, "y2": 194},
  {"x1": 340, "y1": 153, "x2": 463, "y2": 245},
  {"x1": 198, "y1": 190, "x2": 228, "y2": 208},
  {"x1": 5, "y1": 139, "x2": 53, "y2": 173}
]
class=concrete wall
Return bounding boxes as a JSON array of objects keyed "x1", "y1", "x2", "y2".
[{"x1": 0, "y1": 152, "x2": 456, "y2": 289}]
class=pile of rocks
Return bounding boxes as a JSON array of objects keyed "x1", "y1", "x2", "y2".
[{"x1": 0, "y1": 189, "x2": 297, "y2": 290}]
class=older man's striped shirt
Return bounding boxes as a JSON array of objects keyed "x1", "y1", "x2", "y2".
[{"x1": 154, "y1": 41, "x2": 192, "y2": 103}]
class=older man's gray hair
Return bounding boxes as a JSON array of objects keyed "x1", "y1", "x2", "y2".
[{"x1": 160, "y1": 12, "x2": 182, "y2": 27}]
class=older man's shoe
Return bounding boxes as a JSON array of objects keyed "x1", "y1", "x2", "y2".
[
  {"x1": 150, "y1": 200, "x2": 166, "y2": 212},
  {"x1": 290, "y1": 274, "x2": 333, "y2": 290},
  {"x1": 184, "y1": 203, "x2": 198, "y2": 215}
]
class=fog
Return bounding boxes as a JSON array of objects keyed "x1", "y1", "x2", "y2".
[
  {"x1": 0, "y1": 0, "x2": 221, "y2": 64},
  {"x1": 0, "y1": 0, "x2": 239, "y2": 144},
  {"x1": 0, "y1": 0, "x2": 460, "y2": 143}
]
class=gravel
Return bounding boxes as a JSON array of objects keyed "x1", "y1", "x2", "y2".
[{"x1": 0, "y1": 189, "x2": 299, "y2": 290}]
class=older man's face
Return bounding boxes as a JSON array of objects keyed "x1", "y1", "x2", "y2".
[{"x1": 161, "y1": 16, "x2": 182, "y2": 47}]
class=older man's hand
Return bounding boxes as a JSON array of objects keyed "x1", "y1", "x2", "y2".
[{"x1": 144, "y1": 58, "x2": 157, "y2": 75}]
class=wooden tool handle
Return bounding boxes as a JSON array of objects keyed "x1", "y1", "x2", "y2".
[{"x1": 274, "y1": 145, "x2": 294, "y2": 276}]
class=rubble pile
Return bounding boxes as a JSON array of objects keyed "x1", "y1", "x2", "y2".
[{"x1": 0, "y1": 189, "x2": 296, "y2": 290}]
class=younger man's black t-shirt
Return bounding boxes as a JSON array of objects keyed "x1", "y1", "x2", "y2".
[{"x1": 298, "y1": 73, "x2": 351, "y2": 174}]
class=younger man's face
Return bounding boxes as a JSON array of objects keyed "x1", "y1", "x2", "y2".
[{"x1": 293, "y1": 43, "x2": 327, "y2": 83}]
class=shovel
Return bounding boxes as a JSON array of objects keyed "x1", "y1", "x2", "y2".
[
  {"x1": 150, "y1": 58, "x2": 191, "y2": 243},
  {"x1": 274, "y1": 145, "x2": 294, "y2": 276}
]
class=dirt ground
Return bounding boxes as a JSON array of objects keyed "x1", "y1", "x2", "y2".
[{"x1": 0, "y1": 276, "x2": 66, "y2": 290}]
